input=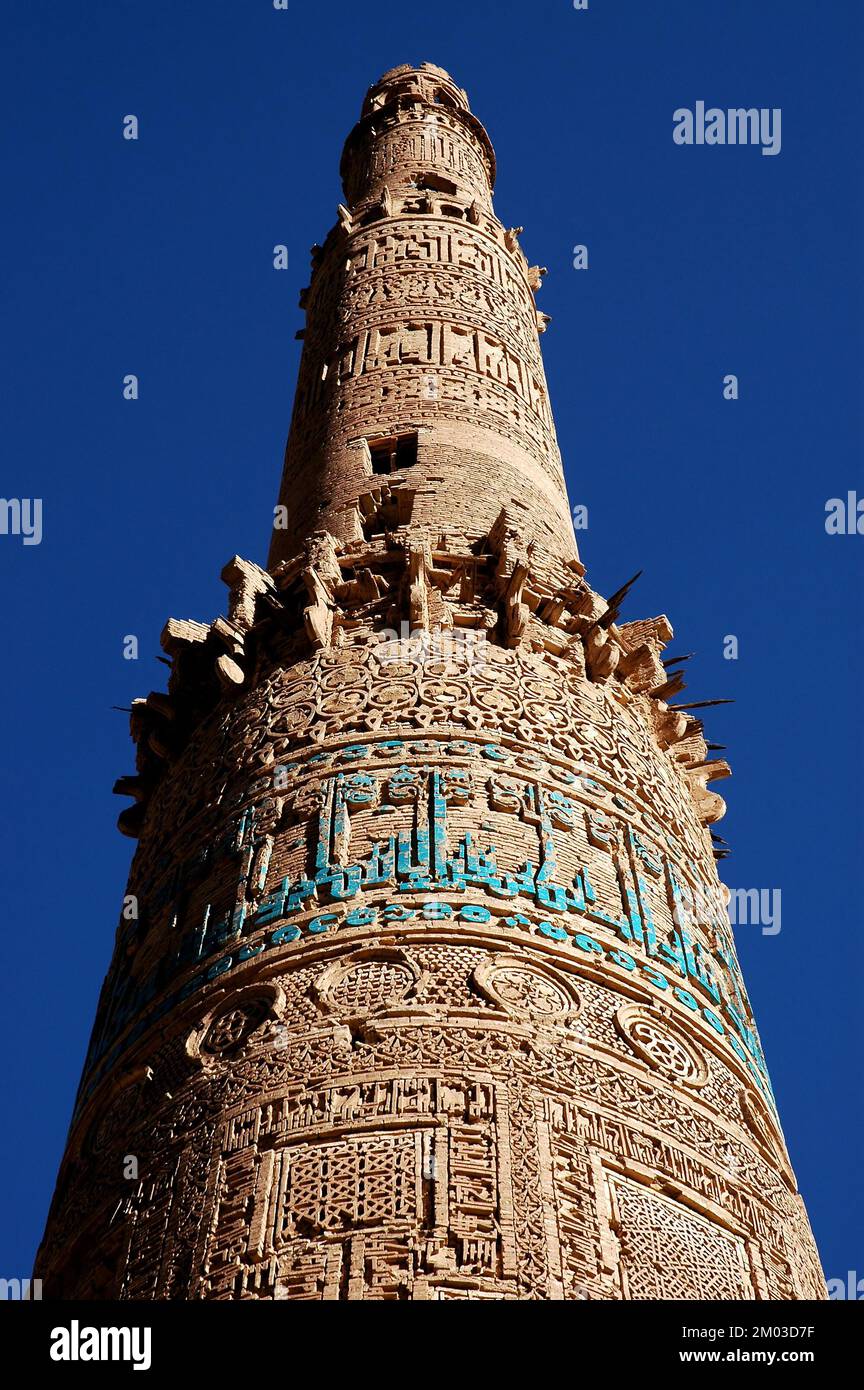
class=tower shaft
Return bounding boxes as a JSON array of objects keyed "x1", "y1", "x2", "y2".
[{"x1": 37, "y1": 64, "x2": 824, "y2": 1301}]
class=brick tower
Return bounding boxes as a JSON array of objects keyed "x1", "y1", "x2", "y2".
[{"x1": 37, "y1": 64, "x2": 825, "y2": 1300}]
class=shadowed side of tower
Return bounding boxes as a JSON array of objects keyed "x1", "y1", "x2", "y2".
[{"x1": 36, "y1": 64, "x2": 825, "y2": 1302}]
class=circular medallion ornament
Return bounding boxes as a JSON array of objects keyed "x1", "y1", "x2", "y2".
[
  {"x1": 424, "y1": 679, "x2": 469, "y2": 707},
  {"x1": 319, "y1": 689, "x2": 366, "y2": 716},
  {"x1": 200, "y1": 997, "x2": 273, "y2": 1057},
  {"x1": 188, "y1": 985, "x2": 283, "y2": 1064},
  {"x1": 369, "y1": 657, "x2": 416, "y2": 681},
  {"x1": 313, "y1": 948, "x2": 424, "y2": 1018},
  {"x1": 522, "y1": 677, "x2": 564, "y2": 704},
  {"x1": 271, "y1": 679, "x2": 316, "y2": 707},
  {"x1": 369, "y1": 683, "x2": 416, "y2": 711},
  {"x1": 319, "y1": 648, "x2": 364, "y2": 670},
  {"x1": 472, "y1": 954, "x2": 579, "y2": 1020},
  {"x1": 321, "y1": 666, "x2": 366, "y2": 691},
  {"x1": 473, "y1": 687, "x2": 520, "y2": 715},
  {"x1": 615, "y1": 1004, "x2": 708, "y2": 1087},
  {"x1": 273, "y1": 704, "x2": 315, "y2": 736}
]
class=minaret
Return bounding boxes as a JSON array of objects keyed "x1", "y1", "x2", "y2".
[{"x1": 37, "y1": 64, "x2": 825, "y2": 1301}]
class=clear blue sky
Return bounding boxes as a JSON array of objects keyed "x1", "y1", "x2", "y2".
[{"x1": 1, "y1": 0, "x2": 861, "y2": 1287}]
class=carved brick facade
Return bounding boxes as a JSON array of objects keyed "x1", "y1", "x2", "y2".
[{"x1": 36, "y1": 64, "x2": 825, "y2": 1301}]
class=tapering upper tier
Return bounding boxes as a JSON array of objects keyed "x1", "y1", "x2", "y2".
[
  {"x1": 269, "y1": 64, "x2": 580, "y2": 584},
  {"x1": 340, "y1": 64, "x2": 497, "y2": 211}
]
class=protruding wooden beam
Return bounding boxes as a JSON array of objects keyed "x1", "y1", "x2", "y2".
[{"x1": 597, "y1": 570, "x2": 643, "y2": 629}]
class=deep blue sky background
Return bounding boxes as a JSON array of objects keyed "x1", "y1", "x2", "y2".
[{"x1": 1, "y1": 0, "x2": 861, "y2": 1287}]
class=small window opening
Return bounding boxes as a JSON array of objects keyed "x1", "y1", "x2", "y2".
[
  {"x1": 419, "y1": 172, "x2": 458, "y2": 196},
  {"x1": 368, "y1": 433, "x2": 418, "y2": 475}
]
